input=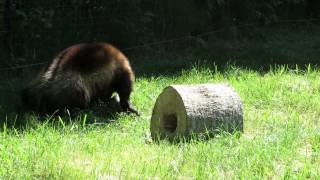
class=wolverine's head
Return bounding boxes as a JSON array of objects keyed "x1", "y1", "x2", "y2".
[{"x1": 21, "y1": 87, "x2": 41, "y2": 112}]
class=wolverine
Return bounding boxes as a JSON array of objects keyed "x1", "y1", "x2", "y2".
[{"x1": 22, "y1": 43, "x2": 139, "y2": 115}]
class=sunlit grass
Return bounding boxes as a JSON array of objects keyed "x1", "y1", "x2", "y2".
[{"x1": 0, "y1": 64, "x2": 320, "y2": 179}]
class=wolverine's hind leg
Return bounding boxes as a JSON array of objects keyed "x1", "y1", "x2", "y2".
[{"x1": 114, "y1": 71, "x2": 139, "y2": 116}]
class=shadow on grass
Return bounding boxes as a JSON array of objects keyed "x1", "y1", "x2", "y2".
[
  {"x1": 0, "y1": 95, "x2": 128, "y2": 130},
  {"x1": 129, "y1": 23, "x2": 320, "y2": 76}
]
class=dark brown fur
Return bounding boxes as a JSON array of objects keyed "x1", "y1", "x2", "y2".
[{"x1": 22, "y1": 43, "x2": 139, "y2": 115}]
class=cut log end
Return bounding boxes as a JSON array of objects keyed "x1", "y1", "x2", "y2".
[{"x1": 150, "y1": 84, "x2": 243, "y2": 141}]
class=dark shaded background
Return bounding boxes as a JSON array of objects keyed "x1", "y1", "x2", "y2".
[{"x1": 1, "y1": 0, "x2": 319, "y2": 68}]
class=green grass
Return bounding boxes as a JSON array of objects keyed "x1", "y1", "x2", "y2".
[{"x1": 1, "y1": 64, "x2": 320, "y2": 179}]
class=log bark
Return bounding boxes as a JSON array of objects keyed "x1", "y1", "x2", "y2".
[{"x1": 150, "y1": 84, "x2": 243, "y2": 141}]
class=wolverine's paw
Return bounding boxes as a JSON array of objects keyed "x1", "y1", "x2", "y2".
[
  {"x1": 127, "y1": 107, "x2": 140, "y2": 116},
  {"x1": 120, "y1": 101, "x2": 140, "y2": 116}
]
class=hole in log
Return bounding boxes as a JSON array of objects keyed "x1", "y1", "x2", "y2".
[{"x1": 162, "y1": 114, "x2": 177, "y2": 133}]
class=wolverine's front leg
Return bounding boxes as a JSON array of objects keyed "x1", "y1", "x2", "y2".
[{"x1": 114, "y1": 72, "x2": 140, "y2": 116}]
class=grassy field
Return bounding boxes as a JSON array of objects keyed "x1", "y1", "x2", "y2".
[
  {"x1": 1, "y1": 63, "x2": 320, "y2": 179},
  {"x1": 0, "y1": 24, "x2": 320, "y2": 179}
]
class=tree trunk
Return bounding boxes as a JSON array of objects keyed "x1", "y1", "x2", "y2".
[{"x1": 150, "y1": 84, "x2": 243, "y2": 141}]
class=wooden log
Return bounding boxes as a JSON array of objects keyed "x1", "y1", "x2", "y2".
[{"x1": 150, "y1": 84, "x2": 243, "y2": 141}]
